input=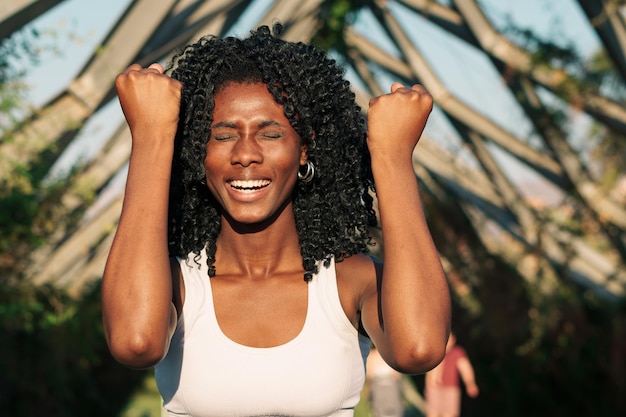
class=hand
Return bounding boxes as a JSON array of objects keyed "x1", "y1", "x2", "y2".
[
  {"x1": 115, "y1": 63, "x2": 182, "y2": 142},
  {"x1": 366, "y1": 82, "x2": 433, "y2": 159},
  {"x1": 466, "y1": 382, "x2": 479, "y2": 398}
]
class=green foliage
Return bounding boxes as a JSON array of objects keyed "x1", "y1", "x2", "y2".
[
  {"x1": 0, "y1": 178, "x2": 41, "y2": 253},
  {"x1": 582, "y1": 50, "x2": 626, "y2": 195},
  {"x1": 312, "y1": 0, "x2": 368, "y2": 52},
  {"x1": 1, "y1": 27, "x2": 57, "y2": 268},
  {"x1": 0, "y1": 161, "x2": 91, "y2": 279},
  {"x1": 457, "y1": 290, "x2": 626, "y2": 417},
  {"x1": 119, "y1": 375, "x2": 163, "y2": 417},
  {"x1": 0, "y1": 281, "x2": 149, "y2": 416},
  {"x1": 0, "y1": 23, "x2": 94, "y2": 275},
  {"x1": 499, "y1": 12, "x2": 581, "y2": 72},
  {"x1": 586, "y1": 48, "x2": 626, "y2": 101},
  {"x1": 419, "y1": 190, "x2": 626, "y2": 417},
  {"x1": 0, "y1": 24, "x2": 148, "y2": 416},
  {"x1": 501, "y1": 13, "x2": 626, "y2": 111},
  {"x1": 0, "y1": 27, "x2": 41, "y2": 84},
  {"x1": 0, "y1": 28, "x2": 39, "y2": 133}
]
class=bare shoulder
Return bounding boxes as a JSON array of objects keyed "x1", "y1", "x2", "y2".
[
  {"x1": 336, "y1": 253, "x2": 380, "y2": 281},
  {"x1": 335, "y1": 254, "x2": 381, "y2": 319}
]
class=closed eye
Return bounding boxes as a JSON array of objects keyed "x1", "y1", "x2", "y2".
[
  {"x1": 261, "y1": 131, "x2": 285, "y2": 139},
  {"x1": 259, "y1": 120, "x2": 286, "y2": 140},
  {"x1": 211, "y1": 121, "x2": 238, "y2": 141},
  {"x1": 212, "y1": 134, "x2": 237, "y2": 141}
]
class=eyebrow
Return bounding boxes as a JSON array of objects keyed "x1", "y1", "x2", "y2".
[
  {"x1": 212, "y1": 121, "x2": 237, "y2": 129},
  {"x1": 259, "y1": 120, "x2": 283, "y2": 128},
  {"x1": 212, "y1": 120, "x2": 284, "y2": 129}
]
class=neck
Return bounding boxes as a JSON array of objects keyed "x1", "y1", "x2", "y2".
[{"x1": 215, "y1": 209, "x2": 304, "y2": 279}]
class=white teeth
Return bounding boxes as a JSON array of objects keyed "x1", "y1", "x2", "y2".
[{"x1": 229, "y1": 179, "x2": 270, "y2": 190}]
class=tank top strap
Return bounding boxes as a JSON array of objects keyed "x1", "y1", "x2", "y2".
[{"x1": 311, "y1": 257, "x2": 362, "y2": 341}]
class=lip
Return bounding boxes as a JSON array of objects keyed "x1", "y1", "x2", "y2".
[
  {"x1": 227, "y1": 179, "x2": 271, "y2": 190},
  {"x1": 225, "y1": 178, "x2": 272, "y2": 201}
]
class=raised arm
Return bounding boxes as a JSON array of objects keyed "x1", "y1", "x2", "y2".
[
  {"x1": 102, "y1": 63, "x2": 182, "y2": 369},
  {"x1": 457, "y1": 355, "x2": 479, "y2": 397},
  {"x1": 362, "y1": 83, "x2": 450, "y2": 374}
]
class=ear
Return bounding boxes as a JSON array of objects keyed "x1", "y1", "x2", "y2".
[
  {"x1": 299, "y1": 143, "x2": 308, "y2": 165},
  {"x1": 300, "y1": 132, "x2": 314, "y2": 165}
]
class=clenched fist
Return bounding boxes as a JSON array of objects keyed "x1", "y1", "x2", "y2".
[
  {"x1": 366, "y1": 82, "x2": 433, "y2": 160},
  {"x1": 115, "y1": 63, "x2": 183, "y2": 143}
]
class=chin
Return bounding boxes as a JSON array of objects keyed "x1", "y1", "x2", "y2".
[{"x1": 223, "y1": 211, "x2": 274, "y2": 231}]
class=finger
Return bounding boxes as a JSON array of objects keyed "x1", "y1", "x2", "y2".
[
  {"x1": 390, "y1": 82, "x2": 405, "y2": 93},
  {"x1": 122, "y1": 63, "x2": 143, "y2": 74},
  {"x1": 411, "y1": 84, "x2": 428, "y2": 94},
  {"x1": 148, "y1": 62, "x2": 164, "y2": 73}
]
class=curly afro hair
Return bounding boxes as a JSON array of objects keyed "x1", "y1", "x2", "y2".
[{"x1": 167, "y1": 23, "x2": 377, "y2": 281}]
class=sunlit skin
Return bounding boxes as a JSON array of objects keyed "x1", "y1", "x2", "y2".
[
  {"x1": 104, "y1": 61, "x2": 450, "y2": 375},
  {"x1": 204, "y1": 82, "x2": 307, "y2": 231},
  {"x1": 202, "y1": 81, "x2": 310, "y2": 348}
]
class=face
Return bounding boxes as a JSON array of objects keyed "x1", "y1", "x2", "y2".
[{"x1": 204, "y1": 82, "x2": 307, "y2": 227}]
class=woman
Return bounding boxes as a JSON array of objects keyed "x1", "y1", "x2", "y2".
[
  {"x1": 102, "y1": 24, "x2": 450, "y2": 416},
  {"x1": 425, "y1": 333, "x2": 479, "y2": 417}
]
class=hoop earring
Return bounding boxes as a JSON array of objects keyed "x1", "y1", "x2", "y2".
[{"x1": 298, "y1": 160, "x2": 315, "y2": 183}]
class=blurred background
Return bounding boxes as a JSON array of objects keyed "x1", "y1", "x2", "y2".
[{"x1": 1, "y1": 0, "x2": 625, "y2": 416}]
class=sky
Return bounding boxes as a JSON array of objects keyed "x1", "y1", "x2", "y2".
[
  {"x1": 12, "y1": 0, "x2": 602, "y2": 200},
  {"x1": 22, "y1": 0, "x2": 600, "y2": 110}
]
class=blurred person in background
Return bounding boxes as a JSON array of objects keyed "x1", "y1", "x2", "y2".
[
  {"x1": 424, "y1": 333, "x2": 478, "y2": 417},
  {"x1": 366, "y1": 344, "x2": 405, "y2": 417}
]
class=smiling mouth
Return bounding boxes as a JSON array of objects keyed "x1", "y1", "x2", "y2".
[{"x1": 228, "y1": 179, "x2": 271, "y2": 191}]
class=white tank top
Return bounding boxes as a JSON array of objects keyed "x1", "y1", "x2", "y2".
[{"x1": 155, "y1": 253, "x2": 371, "y2": 417}]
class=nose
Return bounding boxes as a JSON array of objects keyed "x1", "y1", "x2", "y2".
[{"x1": 231, "y1": 133, "x2": 263, "y2": 167}]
